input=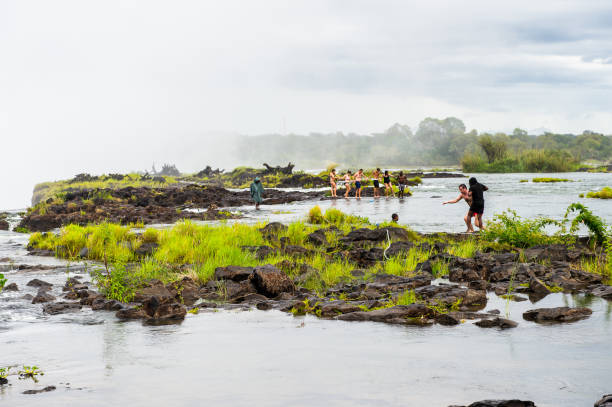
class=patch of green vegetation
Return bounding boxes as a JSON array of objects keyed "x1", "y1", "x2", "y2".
[
  {"x1": 431, "y1": 259, "x2": 449, "y2": 278},
  {"x1": 32, "y1": 173, "x2": 177, "y2": 205},
  {"x1": 532, "y1": 177, "x2": 571, "y2": 183},
  {"x1": 519, "y1": 179, "x2": 528, "y2": 183},
  {"x1": 448, "y1": 240, "x2": 481, "y2": 258},
  {"x1": 462, "y1": 149, "x2": 579, "y2": 173},
  {"x1": 380, "y1": 247, "x2": 430, "y2": 276},
  {"x1": 0, "y1": 367, "x2": 10, "y2": 380},
  {"x1": 13, "y1": 227, "x2": 29, "y2": 234},
  {"x1": 0, "y1": 273, "x2": 6, "y2": 291},
  {"x1": 18, "y1": 366, "x2": 44, "y2": 383},
  {"x1": 94, "y1": 261, "x2": 139, "y2": 303},
  {"x1": 586, "y1": 187, "x2": 612, "y2": 199},
  {"x1": 482, "y1": 210, "x2": 570, "y2": 248}
]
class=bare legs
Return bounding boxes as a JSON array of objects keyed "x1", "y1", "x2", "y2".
[{"x1": 464, "y1": 213, "x2": 474, "y2": 233}]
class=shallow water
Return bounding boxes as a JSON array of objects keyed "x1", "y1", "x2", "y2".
[
  {"x1": 234, "y1": 172, "x2": 612, "y2": 233},
  {"x1": 2, "y1": 173, "x2": 612, "y2": 406}
]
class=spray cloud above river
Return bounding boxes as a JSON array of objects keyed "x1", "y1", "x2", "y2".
[{"x1": 2, "y1": 0, "x2": 612, "y2": 209}]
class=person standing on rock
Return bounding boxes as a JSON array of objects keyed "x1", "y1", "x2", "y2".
[
  {"x1": 442, "y1": 183, "x2": 474, "y2": 233},
  {"x1": 467, "y1": 177, "x2": 488, "y2": 231},
  {"x1": 250, "y1": 177, "x2": 265, "y2": 210}
]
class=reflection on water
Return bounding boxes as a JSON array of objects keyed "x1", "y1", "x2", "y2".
[{"x1": 1, "y1": 173, "x2": 612, "y2": 406}]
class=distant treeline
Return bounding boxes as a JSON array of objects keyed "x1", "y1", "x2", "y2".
[{"x1": 234, "y1": 117, "x2": 612, "y2": 170}]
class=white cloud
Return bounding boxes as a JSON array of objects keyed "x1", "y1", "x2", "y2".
[{"x1": 1, "y1": 0, "x2": 611, "y2": 209}]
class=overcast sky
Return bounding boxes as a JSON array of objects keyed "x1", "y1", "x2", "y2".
[{"x1": 1, "y1": 0, "x2": 612, "y2": 209}]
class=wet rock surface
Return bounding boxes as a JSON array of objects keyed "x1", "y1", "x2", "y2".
[
  {"x1": 19, "y1": 184, "x2": 327, "y2": 231},
  {"x1": 522, "y1": 307, "x2": 592, "y2": 323},
  {"x1": 450, "y1": 401, "x2": 536, "y2": 407}
]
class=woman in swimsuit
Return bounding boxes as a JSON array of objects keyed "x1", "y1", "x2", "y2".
[
  {"x1": 383, "y1": 170, "x2": 394, "y2": 197},
  {"x1": 354, "y1": 169, "x2": 364, "y2": 198},
  {"x1": 343, "y1": 170, "x2": 352, "y2": 198},
  {"x1": 372, "y1": 168, "x2": 381, "y2": 198},
  {"x1": 329, "y1": 169, "x2": 338, "y2": 197}
]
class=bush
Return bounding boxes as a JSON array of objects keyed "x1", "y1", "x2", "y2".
[{"x1": 482, "y1": 210, "x2": 567, "y2": 248}]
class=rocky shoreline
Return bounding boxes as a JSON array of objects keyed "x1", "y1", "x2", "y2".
[
  {"x1": 18, "y1": 185, "x2": 327, "y2": 232},
  {"x1": 11, "y1": 222, "x2": 611, "y2": 328}
]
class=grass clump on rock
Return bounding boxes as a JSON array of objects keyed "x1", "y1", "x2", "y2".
[
  {"x1": 586, "y1": 187, "x2": 612, "y2": 199},
  {"x1": 532, "y1": 177, "x2": 571, "y2": 183}
]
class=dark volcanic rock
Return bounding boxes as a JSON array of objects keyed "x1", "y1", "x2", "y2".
[
  {"x1": 306, "y1": 229, "x2": 328, "y2": 246},
  {"x1": 215, "y1": 266, "x2": 254, "y2": 282},
  {"x1": 452, "y1": 400, "x2": 535, "y2": 407},
  {"x1": 249, "y1": 265, "x2": 295, "y2": 297},
  {"x1": 23, "y1": 386, "x2": 56, "y2": 394},
  {"x1": 0, "y1": 219, "x2": 9, "y2": 230},
  {"x1": 3, "y1": 282, "x2": 18, "y2": 291},
  {"x1": 474, "y1": 317, "x2": 518, "y2": 329},
  {"x1": 116, "y1": 307, "x2": 147, "y2": 319},
  {"x1": 523, "y1": 306, "x2": 592, "y2": 323},
  {"x1": 337, "y1": 304, "x2": 434, "y2": 324},
  {"x1": 595, "y1": 394, "x2": 612, "y2": 407},
  {"x1": 21, "y1": 185, "x2": 325, "y2": 232},
  {"x1": 591, "y1": 285, "x2": 612, "y2": 300},
  {"x1": 135, "y1": 242, "x2": 158, "y2": 257},
  {"x1": 32, "y1": 290, "x2": 56, "y2": 304},
  {"x1": 241, "y1": 245, "x2": 275, "y2": 260},
  {"x1": 341, "y1": 227, "x2": 412, "y2": 243},
  {"x1": 43, "y1": 301, "x2": 82, "y2": 314},
  {"x1": 133, "y1": 279, "x2": 174, "y2": 303},
  {"x1": 26, "y1": 278, "x2": 53, "y2": 288}
]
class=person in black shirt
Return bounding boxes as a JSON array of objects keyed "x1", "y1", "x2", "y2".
[{"x1": 468, "y1": 177, "x2": 488, "y2": 231}]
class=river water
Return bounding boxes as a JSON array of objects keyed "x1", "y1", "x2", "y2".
[{"x1": 1, "y1": 172, "x2": 611, "y2": 406}]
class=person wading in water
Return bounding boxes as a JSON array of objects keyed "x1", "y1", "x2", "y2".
[
  {"x1": 467, "y1": 177, "x2": 488, "y2": 231},
  {"x1": 329, "y1": 168, "x2": 338, "y2": 198},
  {"x1": 343, "y1": 170, "x2": 353, "y2": 198},
  {"x1": 383, "y1": 170, "x2": 395, "y2": 197},
  {"x1": 250, "y1": 177, "x2": 264, "y2": 210},
  {"x1": 372, "y1": 168, "x2": 381, "y2": 198},
  {"x1": 354, "y1": 169, "x2": 365, "y2": 199},
  {"x1": 397, "y1": 171, "x2": 408, "y2": 199},
  {"x1": 442, "y1": 183, "x2": 474, "y2": 233}
]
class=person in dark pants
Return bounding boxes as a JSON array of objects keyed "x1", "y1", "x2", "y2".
[
  {"x1": 468, "y1": 177, "x2": 488, "y2": 231},
  {"x1": 372, "y1": 168, "x2": 381, "y2": 198}
]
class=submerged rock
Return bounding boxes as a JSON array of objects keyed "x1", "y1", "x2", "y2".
[
  {"x1": 337, "y1": 304, "x2": 434, "y2": 324},
  {"x1": 26, "y1": 278, "x2": 52, "y2": 288},
  {"x1": 32, "y1": 290, "x2": 56, "y2": 304},
  {"x1": 43, "y1": 301, "x2": 82, "y2": 315},
  {"x1": 3, "y1": 282, "x2": 18, "y2": 291},
  {"x1": 449, "y1": 401, "x2": 535, "y2": 407},
  {"x1": 23, "y1": 386, "x2": 56, "y2": 394},
  {"x1": 523, "y1": 306, "x2": 592, "y2": 323},
  {"x1": 474, "y1": 317, "x2": 518, "y2": 329}
]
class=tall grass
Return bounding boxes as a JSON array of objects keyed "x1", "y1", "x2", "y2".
[{"x1": 381, "y1": 247, "x2": 430, "y2": 276}]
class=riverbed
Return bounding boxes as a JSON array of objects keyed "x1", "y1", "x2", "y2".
[{"x1": 1, "y1": 172, "x2": 611, "y2": 406}]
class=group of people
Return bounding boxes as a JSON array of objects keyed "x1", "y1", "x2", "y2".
[
  {"x1": 443, "y1": 177, "x2": 488, "y2": 233},
  {"x1": 329, "y1": 168, "x2": 411, "y2": 199},
  {"x1": 252, "y1": 170, "x2": 488, "y2": 234}
]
